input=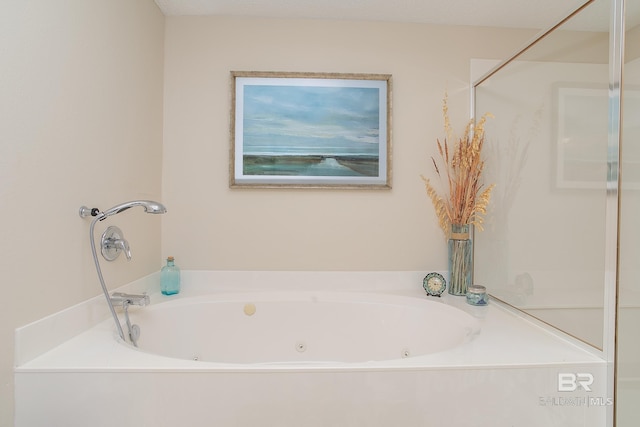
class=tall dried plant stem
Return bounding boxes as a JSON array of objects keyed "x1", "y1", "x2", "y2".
[{"x1": 422, "y1": 94, "x2": 495, "y2": 237}]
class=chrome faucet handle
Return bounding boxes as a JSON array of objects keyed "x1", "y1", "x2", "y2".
[
  {"x1": 114, "y1": 238, "x2": 132, "y2": 261},
  {"x1": 101, "y1": 226, "x2": 131, "y2": 261}
]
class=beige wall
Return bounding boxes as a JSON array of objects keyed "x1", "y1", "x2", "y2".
[
  {"x1": 1, "y1": 4, "x2": 536, "y2": 423},
  {"x1": 0, "y1": 0, "x2": 164, "y2": 424},
  {"x1": 162, "y1": 17, "x2": 535, "y2": 271}
]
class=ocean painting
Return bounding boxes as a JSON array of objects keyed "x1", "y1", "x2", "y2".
[{"x1": 231, "y1": 72, "x2": 391, "y2": 188}]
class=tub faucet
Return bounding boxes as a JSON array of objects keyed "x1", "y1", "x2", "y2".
[
  {"x1": 110, "y1": 292, "x2": 149, "y2": 347},
  {"x1": 80, "y1": 200, "x2": 166, "y2": 343},
  {"x1": 110, "y1": 292, "x2": 150, "y2": 307}
]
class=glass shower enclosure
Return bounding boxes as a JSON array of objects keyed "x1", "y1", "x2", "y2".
[{"x1": 473, "y1": 0, "x2": 639, "y2": 425}]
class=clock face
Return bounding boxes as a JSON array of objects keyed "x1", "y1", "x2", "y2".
[
  {"x1": 427, "y1": 278, "x2": 442, "y2": 291},
  {"x1": 423, "y1": 273, "x2": 446, "y2": 296}
]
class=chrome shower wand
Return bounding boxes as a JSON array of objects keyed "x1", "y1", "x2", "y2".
[
  {"x1": 80, "y1": 200, "x2": 167, "y2": 220},
  {"x1": 79, "y1": 200, "x2": 167, "y2": 342}
]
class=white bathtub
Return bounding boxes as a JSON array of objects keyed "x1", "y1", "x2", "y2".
[
  {"x1": 130, "y1": 292, "x2": 479, "y2": 364},
  {"x1": 15, "y1": 271, "x2": 609, "y2": 427}
]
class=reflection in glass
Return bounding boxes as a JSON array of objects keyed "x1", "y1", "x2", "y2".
[{"x1": 474, "y1": 0, "x2": 609, "y2": 349}]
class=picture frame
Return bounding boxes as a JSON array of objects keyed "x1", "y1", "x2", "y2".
[{"x1": 230, "y1": 71, "x2": 392, "y2": 189}]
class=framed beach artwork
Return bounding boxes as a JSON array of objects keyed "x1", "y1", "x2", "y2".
[{"x1": 230, "y1": 71, "x2": 392, "y2": 188}]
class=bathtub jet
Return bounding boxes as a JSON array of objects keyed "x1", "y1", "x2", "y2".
[{"x1": 79, "y1": 200, "x2": 167, "y2": 344}]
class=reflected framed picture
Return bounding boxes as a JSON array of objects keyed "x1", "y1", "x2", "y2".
[
  {"x1": 555, "y1": 85, "x2": 640, "y2": 190},
  {"x1": 230, "y1": 71, "x2": 392, "y2": 189},
  {"x1": 555, "y1": 85, "x2": 609, "y2": 190}
]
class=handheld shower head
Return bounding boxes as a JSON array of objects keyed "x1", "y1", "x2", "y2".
[{"x1": 101, "y1": 200, "x2": 167, "y2": 218}]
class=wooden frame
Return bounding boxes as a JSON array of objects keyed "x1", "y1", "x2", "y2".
[{"x1": 230, "y1": 71, "x2": 392, "y2": 189}]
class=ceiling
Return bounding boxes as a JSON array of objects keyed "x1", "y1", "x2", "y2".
[{"x1": 153, "y1": 0, "x2": 590, "y2": 30}]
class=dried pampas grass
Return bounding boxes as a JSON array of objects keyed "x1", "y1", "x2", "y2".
[{"x1": 422, "y1": 94, "x2": 495, "y2": 237}]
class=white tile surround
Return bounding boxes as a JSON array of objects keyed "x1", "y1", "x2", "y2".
[{"x1": 15, "y1": 271, "x2": 609, "y2": 427}]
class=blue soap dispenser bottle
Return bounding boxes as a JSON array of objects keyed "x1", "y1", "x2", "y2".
[{"x1": 161, "y1": 256, "x2": 181, "y2": 295}]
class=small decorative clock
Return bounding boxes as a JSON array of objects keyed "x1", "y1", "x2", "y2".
[{"x1": 423, "y1": 272, "x2": 446, "y2": 297}]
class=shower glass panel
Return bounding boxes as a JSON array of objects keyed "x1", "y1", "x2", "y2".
[
  {"x1": 616, "y1": 1, "x2": 640, "y2": 424},
  {"x1": 473, "y1": 0, "x2": 609, "y2": 350}
]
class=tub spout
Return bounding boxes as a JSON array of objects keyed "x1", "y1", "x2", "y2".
[
  {"x1": 111, "y1": 292, "x2": 150, "y2": 307},
  {"x1": 110, "y1": 292, "x2": 147, "y2": 347}
]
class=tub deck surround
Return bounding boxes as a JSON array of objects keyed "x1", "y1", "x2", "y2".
[
  {"x1": 15, "y1": 270, "x2": 604, "y2": 371},
  {"x1": 13, "y1": 272, "x2": 159, "y2": 367},
  {"x1": 15, "y1": 271, "x2": 608, "y2": 427}
]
